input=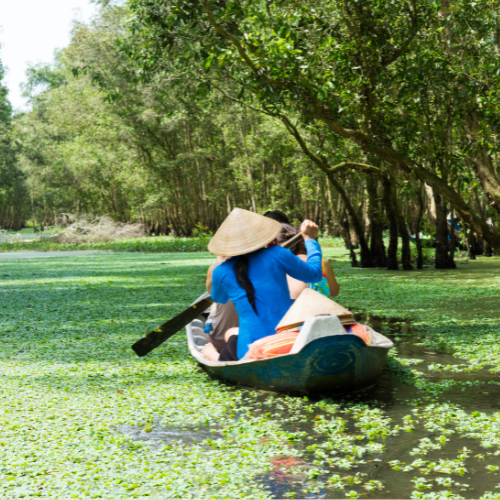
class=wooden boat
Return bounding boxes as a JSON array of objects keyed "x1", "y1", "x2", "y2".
[{"x1": 185, "y1": 297, "x2": 394, "y2": 395}]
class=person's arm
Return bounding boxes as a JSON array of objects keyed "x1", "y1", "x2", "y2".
[
  {"x1": 206, "y1": 256, "x2": 228, "y2": 294},
  {"x1": 206, "y1": 264, "x2": 216, "y2": 294},
  {"x1": 209, "y1": 263, "x2": 230, "y2": 304},
  {"x1": 208, "y1": 301, "x2": 218, "y2": 318},
  {"x1": 323, "y1": 260, "x2": 340, "y2": 297},
  {"x1": 286, "y1": 254, "x2": 308, "y2": 299},
  {"x1": 280, "y1": 220, "x2": 322, "y2": 283}
]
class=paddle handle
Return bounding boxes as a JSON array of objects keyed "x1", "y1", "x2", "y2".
[{"x1": 281, "y1": 232, "x2": 304, "y2": 250}]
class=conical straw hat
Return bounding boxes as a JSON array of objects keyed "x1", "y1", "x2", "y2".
[
  {"x1": 208, "y1": 208, "x2": 282, "y2": 257},
  {"x1": 276, "y1": 288, "x2": 355, "y2": 331}
]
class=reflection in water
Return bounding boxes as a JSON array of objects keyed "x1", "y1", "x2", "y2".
[{"x1": 258, "y1": 457, "x2": 311, "y2": 499}]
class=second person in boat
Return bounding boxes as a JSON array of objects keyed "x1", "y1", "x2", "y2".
[
  {"x1": 202, "y1": 208, "x2": 323, "y2": 362},
  {"x1": 277, "y1": 223, "x2": 340, "y2": 300}
]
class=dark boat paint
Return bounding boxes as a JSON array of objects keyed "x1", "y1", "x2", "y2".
[{"x1": 197, "y1": 334, "x2": 391, "y2": 394}]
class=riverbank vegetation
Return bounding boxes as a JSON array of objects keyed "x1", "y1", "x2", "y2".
[{"x1": 1, "y1": 1, "x2": 500, "y2": 271}]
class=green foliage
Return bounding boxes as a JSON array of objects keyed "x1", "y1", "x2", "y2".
[
  {"x1": 21, "y1": 54, "x2": 68, "y2": 105},
  {"x1": 6, "y1": 0, "x2": 500, "y2": 268},
  {"x1": 125, "y1": 0, "x2": 500, "y2": 251},
  {"x1": 0, "y1": 236, "x2": 209, "y2": 253},
  {"x1": 11, "y1": 6, "x2": 334, "y2": 235},
  {"x1": 0, "y1": 250, "x2": 279, "y2": 498},
  {"x1": 0, "y1": 53, "x2": 12, "y2": 124},
  {"x1": 0, "y1": 234, "x2": 345, "y2": 253}
]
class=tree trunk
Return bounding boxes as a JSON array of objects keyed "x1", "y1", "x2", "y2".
[
  {"x1": 367, "y1": 175, "x2": 387, "y2": 267},
  {"x1": 447, "y1": 209, "x2": 457, "y2": 269},
  {"x1": 327, "y1": 174, "x2": 373, "y2": 267},
  {"x1": 397, "y1": 212, "x2": 413, "y2": 270},
  {"x1": 382, "y1": 176, "x2": 399, "y2": 270},
  {"x1": 343, "y1": 215, "x2": 359, "y2": 268},
  {"x1": 433, "y1": 191, "x2": 452, "y2": 269},
  {"x1": 415, "y1": 232, "x2": 423, "y2": 269},
  {"x1": 414, "y1": 186, "x2": 425, "y2": 269},
  {"x1": 484, "y1": 240, "x2": 493, "y2": 257},
  {"x1": 386, "y1": 166, "x2": 412, "y2": 270},
  {"x1": 327, "y1": 182, "x2": 350, "y2": 247},
  {"x1": 467, "y1": 229, "x2": 476, "y2": 259},
  {"x1": 463, "y1": 230, "x2": 471, "y2": 259},
  {"x1": 472, "y1": 233, "x2": 483, "y2": 255}
]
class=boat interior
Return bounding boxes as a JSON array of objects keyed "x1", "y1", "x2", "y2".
[{"x1": 186, "y1": 306, "x2": 394, "y2": 367}]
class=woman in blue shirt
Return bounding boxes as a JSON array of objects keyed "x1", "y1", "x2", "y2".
[{"x1": 202, "y1": 208, "x2": 322, "y2": 361}]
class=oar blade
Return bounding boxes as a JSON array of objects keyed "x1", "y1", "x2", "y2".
[{"x1": 132, "y1": 295, "x2": 214, "y2": 357}]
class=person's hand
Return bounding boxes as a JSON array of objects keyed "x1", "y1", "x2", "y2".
[{"x1": 300, "y1": 219, "x2": 319, "y2": 240}]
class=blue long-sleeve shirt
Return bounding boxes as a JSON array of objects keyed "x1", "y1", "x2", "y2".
[{"x1": 211, "y1": 239, "x2": 322, "y2": 359}]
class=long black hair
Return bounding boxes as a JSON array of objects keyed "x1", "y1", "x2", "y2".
[
  {"x1": 235, "y1": 255, "x2": 258, "y2": 314},
  {"x1": 263, "y1": 210, "x2": 290, "y2": 224}
]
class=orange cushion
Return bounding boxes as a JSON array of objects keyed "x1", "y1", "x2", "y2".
[
  {"x1": 344, "y1": 324, "x2": 372, "y2": 345},
  {"x1": 248, "y1": 331, "x2": 300, "y2": 360}
]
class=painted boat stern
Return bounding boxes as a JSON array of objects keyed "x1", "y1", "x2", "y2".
[{"x1": 195, "y1": 335, "x2": 389, "y2": 394}]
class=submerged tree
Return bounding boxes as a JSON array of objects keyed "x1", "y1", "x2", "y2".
[{"x1": 125, "y1": 0, "x2": 500, "y2": 263}]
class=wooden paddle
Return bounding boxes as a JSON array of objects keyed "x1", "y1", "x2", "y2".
[{"x1": 131, "y1": 232, "x2": 304, "y2": 357}]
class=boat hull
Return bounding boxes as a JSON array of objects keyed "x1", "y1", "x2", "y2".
[{"x1": 198, "y1": 334, "x2": 389, "y2": 394}]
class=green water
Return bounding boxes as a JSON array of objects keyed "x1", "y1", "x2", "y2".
[
  {"x1": 342, "y1": 256, "x2": 500, "y2": 318},
  {"x1": 1, "y1": 250, "x2": 500, "y2": 499}
]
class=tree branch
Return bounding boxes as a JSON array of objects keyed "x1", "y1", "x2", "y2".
[
  {"x1": 278, "y1": 114, "x2": 330, "y2": 174},
  {"x1": 203, "y1": 1, "x2": 278, "y2": 85},
  {"x1": 328, "y1": 161, "x2": 385, "y2": 176}
]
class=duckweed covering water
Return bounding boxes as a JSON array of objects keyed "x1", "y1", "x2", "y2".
[{"x1": 1, "y1": 249, "x2": 500, "y2": 498}]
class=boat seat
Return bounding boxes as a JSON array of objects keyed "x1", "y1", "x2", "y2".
[
  {"x1": 290, "y1": 315, "x2": 345, "y2": 354},
  {"x1": 191, "y1": 319, "x2": 205, "y2": 330},
  {"x1": 193, "y1": 335, "x2": 208, "y2": 349},
  {"x1": 191, "y1": 324, "x2": 208, "y2": 350}
]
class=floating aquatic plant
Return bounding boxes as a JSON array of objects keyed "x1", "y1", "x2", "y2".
[{"x1": 1, "y1": 250, "x2": 500, "y2": 498}]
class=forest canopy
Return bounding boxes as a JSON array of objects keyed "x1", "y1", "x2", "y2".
[{"x1": 1, "y1": 0, "x2": 500, "y2": 270}]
